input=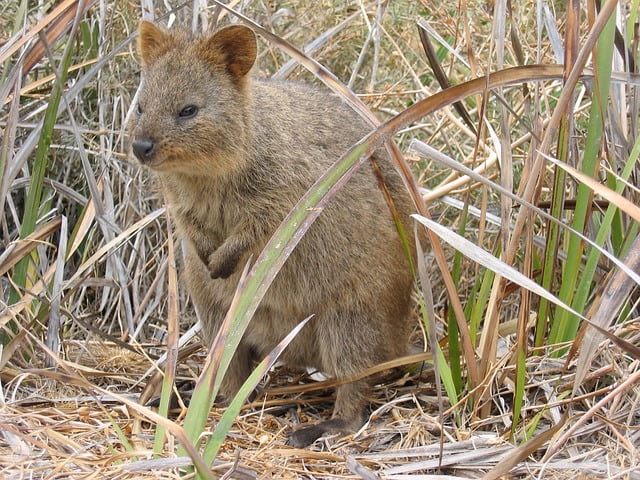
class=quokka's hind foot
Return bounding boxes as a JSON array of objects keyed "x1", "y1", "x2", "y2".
[
  {"x1": 287, "y1": 417, "x2": 360, "y2": 447},
  {"x1": 287, "y1": 381, "x2": 368, "y2": 448}
]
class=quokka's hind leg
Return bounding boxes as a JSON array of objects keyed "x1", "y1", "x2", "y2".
[
  {"x1": 287, "y1": 306, "x2": 385, "y2": 447},
  {"x1": 287, "y1": 379, "x2": 369, "y2": 447}
]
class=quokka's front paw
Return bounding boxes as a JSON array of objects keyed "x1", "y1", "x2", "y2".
[{"x1": 207, "y1": 248, "x2": 241, "y2": 279}]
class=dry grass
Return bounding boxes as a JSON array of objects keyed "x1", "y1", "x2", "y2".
[
  {"x1": 2, "y1": 0, "x2": 640, "y2": 478},
  {"x1": 3, "y1": 351, "x2": 638, "y2": 478}
]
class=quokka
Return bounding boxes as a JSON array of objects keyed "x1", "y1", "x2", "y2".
[{"x1": 130, "y1": 20, "x2": 417, "y2": 447}]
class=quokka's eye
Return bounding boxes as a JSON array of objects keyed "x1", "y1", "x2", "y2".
[{"x1": 179, "y1": 105, "x2": 198, "y2": 118}]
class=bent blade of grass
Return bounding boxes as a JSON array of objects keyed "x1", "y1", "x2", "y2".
[
  {"x1": 201, "y1": 317, "x2": 312, "y2": 469},
  {"x1": 179, "y1": 260, "x2": 255, "y2": 453},
  {"x1": 212, "y1": 1, "x2": 478, "y2": 389},
  {"x1": 412, "y1": 214, "x2": 586, "y2": 322}
]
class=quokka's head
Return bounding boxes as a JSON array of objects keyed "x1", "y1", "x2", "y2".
[{"x1": 129, "y1": 21, "x2": 257, "y2": 175}]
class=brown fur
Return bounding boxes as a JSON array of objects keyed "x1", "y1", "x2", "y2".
[{"x1": 131, "y1": 21, "x2": 417, "y2": 447}]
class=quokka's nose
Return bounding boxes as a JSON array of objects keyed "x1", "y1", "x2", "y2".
[{"x1": 132, "y1": 137, "x2": 156, "y2": 161}]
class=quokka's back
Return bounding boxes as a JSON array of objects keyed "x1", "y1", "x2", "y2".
[{"x1": 130, "y1": 20, "x2": 418, "y2": 447}]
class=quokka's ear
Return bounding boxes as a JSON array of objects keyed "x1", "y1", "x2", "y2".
[
  {"x1": 202, "y1": 25, "x2": 257, "y2": 82},
  {"x1": 138, "y1": 21, "x2": 172, "y2": 66}
]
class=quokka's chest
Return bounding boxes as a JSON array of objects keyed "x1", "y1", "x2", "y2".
[{"x1": 171, "y1": 189, "x2": 244, "y2": 239}]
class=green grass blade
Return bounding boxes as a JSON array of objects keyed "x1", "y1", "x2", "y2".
[
  {"x1": 5, "y1": 16, "x2": 78, "y2": 342},
  {"x1": 468, "y1": 255, "x2": 497, "y2": 344},
  {"x1": 105, "y1": 410, "x2": 136, "y2": 460},
  {"x1": 179, "y1": 261, "x2": 255, "y2": 454},
  {"x1": 511, "y1": 347, "x2": 526, "y2": 438},
  {"x1": 200, "y1": 318, "x2": 311, "y2": 470},
  {"x1": 435, "y1": 343, "x2": 457, "y2": 412},
  {"x1": 549, "y1": 10, "x2": 616, "y2": 347},
  {"x1": 447, "y1": 199, "x2": 471, "y2": 395},
  {"x1": 20, "y1": 37, "x2": 74, "y2": 239},
  {"x1": 536, "y1": 124, "x2": 569, "y2": 348}
]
